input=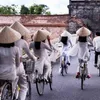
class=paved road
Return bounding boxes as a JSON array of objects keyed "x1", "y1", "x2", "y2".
[{"x1": 28, "y1": 51, "x2": 100, "y2": 100}]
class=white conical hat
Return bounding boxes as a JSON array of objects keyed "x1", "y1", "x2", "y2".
[
  {"x1": 0, "y1": 26, "x2": 21, "y2": 43},
  {"x1": 61, "y1": 30, "x2": 72, "y2": 37},
  {"x1": 76, "y1": 27, "x2": 91, "y2": 36},
  {"x1": 33, "y1": 29, "x2": 50, "y2": 42},
  {"x1": 10, "y1": 21, "x2": 30, "y2": 37}
]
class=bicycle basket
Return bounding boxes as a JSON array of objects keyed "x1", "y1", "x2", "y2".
[{"x1": 23, "y1": 60, "x2": 35, "y2": 74}]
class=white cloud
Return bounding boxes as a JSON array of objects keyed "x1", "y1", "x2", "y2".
[{"x1": 0, "y1": 0, "x2": 69, "y2": 14}]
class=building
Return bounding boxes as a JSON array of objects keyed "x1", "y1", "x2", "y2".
[{"x1": 68, "y1": 0, "x2": 100, "y2": 34}]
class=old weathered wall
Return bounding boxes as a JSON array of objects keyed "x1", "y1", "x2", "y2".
[
  {"x1": 68, "y1": 0, "x2": 100, "y2": 34},
  {"x1": 0, "y1": 14, "x2": 83, "y2": 39}
]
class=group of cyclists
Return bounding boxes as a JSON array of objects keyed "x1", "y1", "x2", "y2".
[{"x1": 0, "y1": 21, "x2": 100, "y2": 99}]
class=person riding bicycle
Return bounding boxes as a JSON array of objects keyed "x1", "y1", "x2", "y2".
[
  {"x1": 59, "y1": 30, "x2": 72, "y2": 73},
  {"x1": 30, "y1": 29, "x2": 52, "y2": 82},
  {"x1": 75, "y1": 26, "x2": 91, "y2": 78},
  {"x1": 0, "y1": 26, "x2": 20, "y2": 81},
  {"x1": 11, "y1": 21, "x2": 37, "y2": 100},
  {"x1": 93, "y1": 32, "x2": 100, "y2": 68}
]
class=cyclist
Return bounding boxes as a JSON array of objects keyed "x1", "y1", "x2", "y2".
[
  {"x1": 11, "y1": 21, "x2": 37, "y2": 100},
  {"x1": 59, "y1": 30, "x2": 72, "y2": 73},
  {"x1": 30, "y1": 29, "x2": 52, "y2": 82},
  {"x1": 75, "y1": 26, "x2": 91, "y2": 78},
  {"x1": 0, "y1": 26, "x2": 20, "y2": 81},
  {"x1": 93, "y1": 32, "x2": 100, "y2": 68}
]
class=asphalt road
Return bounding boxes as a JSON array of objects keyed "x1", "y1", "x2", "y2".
[{"x1": 28, "y1": 51, "x2": 100, "y2": 100}]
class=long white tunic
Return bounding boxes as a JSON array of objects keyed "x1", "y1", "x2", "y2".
[
  {"x1": 30, "y1": 42, "x2": 52, "y2": 74},
  {"x1": 93, "y1": 36, "x2": 100, "y2": 52},
  {"x1": 0, "y1": 46, "x2": 20, "y2": 80}
]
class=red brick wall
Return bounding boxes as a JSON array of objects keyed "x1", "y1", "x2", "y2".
[{"x1": 0, "y1": 14, "x2": 83, "y2": 39}]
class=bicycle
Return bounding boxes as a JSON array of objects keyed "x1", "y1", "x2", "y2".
[
  {"x1": 60, "y1": 54, "x2": 68, "y2": 76},
  {"x1": 96, "y1": 54, "x2": 100, "y2": 77},
  {"x1": 0, "y1": 77, "x2": 19, "y2": 100},
  {"x1": 78, "y1": 59, "x2": 88, "y2": 90},
  {"x1": 34, "y1": 66, "x2": 53, "y2": 96},
  {"x1": 23, "y1": 59, "x2": 34, "y2": 100}
]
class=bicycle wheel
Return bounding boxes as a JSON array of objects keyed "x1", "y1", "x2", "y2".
[
  {"x1": 1, "y1": 83, "x2": 12, "y2": 100},
  {"x1": 36, "y1": 79, "x2": 45, "y2": 96},
  {"x1": 81, "y1": 74, "x2": 84, "y2": 90},
  {"x1": 65, "y1": 65, "x2": 68, "y2": 74},
  {"x1": 26, "y1": 81, "x2": 31, "y2": 100},
  {"x1": 48, "y1": 74, "x2": 53, "y2": 90},
  {"x1": 61, "y1": 63, "x2": 64, "y2": 76}
]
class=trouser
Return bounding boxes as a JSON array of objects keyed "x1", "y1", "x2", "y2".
[
  {"x1": 95, "y1": 51, "x2": 100, "y2": 64},
  {"x1": 17, "y1": 63, "x2": 28, "y2": 100},
  {"x1": 60, "y1": 54, "x2": 70, "y2": 65}
]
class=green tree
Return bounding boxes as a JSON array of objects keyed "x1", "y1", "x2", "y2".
[
  {"x1": 29, "y1": 4, "x2": 51, "y2": 15},
  {"x1": 0, "y1": 5, "x2": 17, "y2": 15},
  {"x1": 20, "y1": 5, "x2": 29, "y2": 14}
]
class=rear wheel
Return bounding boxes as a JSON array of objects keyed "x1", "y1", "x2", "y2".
[
  {"x1": 1, "y1": 83, "x2": 12, "y2": 100},
  {"x1": 81, "y1": 74, "x2": 84, "y2": 90},
  {"x1": 36, "y1": 79, "x2": 45, "y2": 96}
]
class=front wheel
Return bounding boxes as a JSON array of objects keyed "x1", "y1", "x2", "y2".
[
  {"x1": 26, "y1": 81, "x2": 31, "y2": 100},
  {"x1": 48, "y1": 74, "x2": 53, "y2": 90},
  {"x1": 36, "y1": 79, "x2": 45, "y2": 96},
  {"x1": 1, "y1": 83, "x2": 12, "y2": 100},
  {"x1": 81, "y1": 74, "x2": 84, "y2": 90},
  {"x1": 65, "y1": 65, "x2": 68, "y2": 74},
  {"x1": 61, "y1": 63, "x2": 64, "y2": 76}
]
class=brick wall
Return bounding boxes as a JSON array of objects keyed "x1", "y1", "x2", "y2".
[{"x1": 0, "y1": 14, "x2": 83, "y2": 39}]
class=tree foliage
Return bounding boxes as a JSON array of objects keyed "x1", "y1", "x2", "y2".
[
  {"x1": 0, "y1": 4, "x2": 51, "y2": 15},
  {"x1": 20, "y1": 5, "x2": 29, "y2": 14},
  {"x1": 0, "y1": 4, "x2": 17, "y2": 15}
]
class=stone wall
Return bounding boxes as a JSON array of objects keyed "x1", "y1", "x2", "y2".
[{"x1": 68, "y1": 0, "x2": 100, "y2": 34}]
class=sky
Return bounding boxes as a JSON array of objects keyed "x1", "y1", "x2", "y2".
[{"x1": 0, "y1": 0, "x2": 69, "y2": 14}]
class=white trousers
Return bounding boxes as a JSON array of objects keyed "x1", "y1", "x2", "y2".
[{"x1": 17, "y1": 63, "x2": 28, "y2": 100}]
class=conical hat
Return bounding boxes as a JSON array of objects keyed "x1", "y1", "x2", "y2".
[
  {"x1": 76, "y1": 27, "x2": 91, "y2": 36},
  {"x1": 61, "y1": 30, "x2": 72, "y2": 37},
  {"x1": 0, "y1": 26, "x2": 21, "y2": 43},
  {"x1": 10, "y1": 21, "x2": 30, "y2": 37},
  {"x1": 41, "y1": 28, "x2": 52, "y2": 36},
  {"x1": 33, "y1": 30, "x2": 49, "y2": 42}
]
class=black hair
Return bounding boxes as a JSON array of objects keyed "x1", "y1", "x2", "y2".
[
  {"x1": 60, "y1": 37, "x2": 68, "y2": 45},
  {"x1": 78, "y1": 36, "x2": 87, "y2": 42},
  {"x1": 96, "y1": 32, "x2": 100, "y2": 36},
  {"x1": 34, "y1": 42, "x2": 41, "y2": 50},
  {"x1": 21, "y1": 36, "x2": 24, "y2": 39},
  {"x1": 0, "y1": 43, "x2": 15, "y2": 48},
  {"x1": 42, "y1": 40, "x2": 46, "y2": 43}
]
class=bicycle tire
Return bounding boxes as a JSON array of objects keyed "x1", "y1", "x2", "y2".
[
  {"x1": 81, "y1": 74, "x2": 84, "y2": 90},
  {"x1": 99, "y1": 68, "x2": 100, "y2": 77},
  {"x1": 61, "y1": 63, "x2": 64, "y2": 76},
  {"x1": 26, "y1": 81, "x2": 31, "y2": 100},
  {"x1": 48, "y1": 74, "x2": 53, "y2": 90},
  {"x1": 36, "y1": 79, "x2": 44, "y2": 96},
  {"x1": 65, "y1": 65, "x2": 68, "y2": 74},
  {"x1": 1, "y1": 83, "x2": 12, "y2": 100}
]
